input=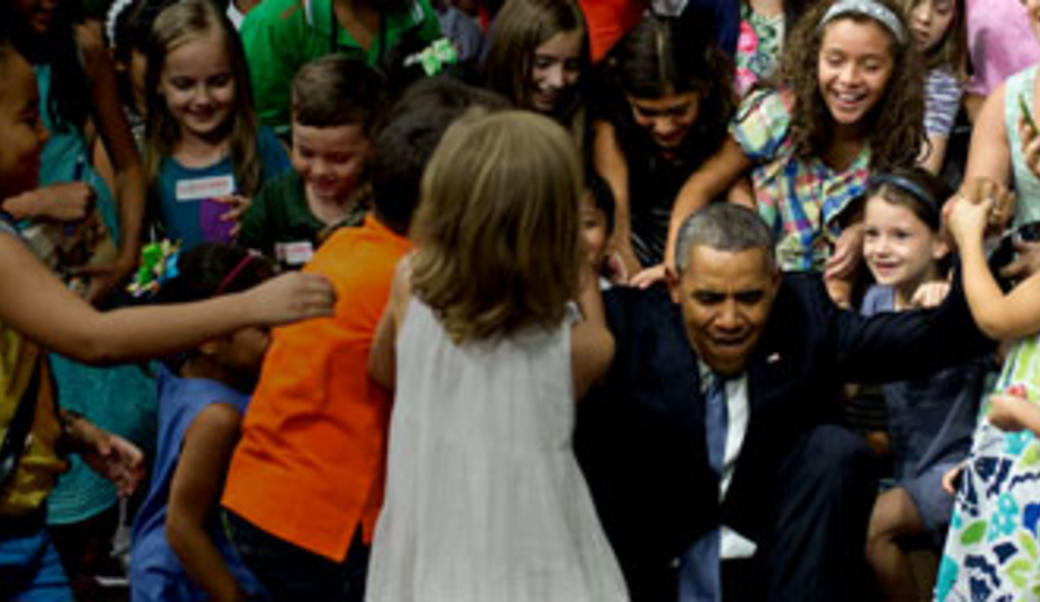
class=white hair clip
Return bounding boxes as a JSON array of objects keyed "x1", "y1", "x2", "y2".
[
  {"x1": 105, "y1": 0, "x2": 136, "y2": 45},
  {"x1": 817, "y1": 0, "x2": 908, "y2": 45}
]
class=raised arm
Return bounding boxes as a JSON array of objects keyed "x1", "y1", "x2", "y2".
[
  {"x1": 0, "y1": 233, "x2": 335, "y2": 364},
  {"x1": 664, "y1": 136, "x2": 752, "y2": 271},
  {"x1": 78, "y1": 24, "x2": 146, "y2": 304},
  {"x1": 820, "y1": 268, "x2": 992, "y2": 384},
  {"x1": 961, "y1": 83, "x2": 1012, "y2": 191},
  {"x1": 947, "y1": 192, "x2": 1040, "y2": 340}
]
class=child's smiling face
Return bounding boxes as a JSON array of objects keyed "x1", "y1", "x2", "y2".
[
  {"x1": 0, "y1": 50, "x2": 49, "y2": 199},
  {"x1": 817, "y1": 19, "x2": 895, "y2": 129},
  {"x1": 291, "y1": 123, "x2": 371, "y2": 205},
  {"x1": 158, "y1": 31, "x2": 236, "y2": 141}
]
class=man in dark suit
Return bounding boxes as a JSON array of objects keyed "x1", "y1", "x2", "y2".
[{"x1": 575, "y1": 203, "x2": 991, "y2": 601}]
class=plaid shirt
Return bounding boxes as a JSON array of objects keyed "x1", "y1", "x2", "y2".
[{"x1": 730, "y1": 89, "x2": 870, "y2": 272}]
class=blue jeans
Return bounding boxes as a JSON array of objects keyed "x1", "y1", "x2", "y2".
[
  {"x1": 221, "y1": 508, "x2": 369, "y2": 602},
  {"x1": 0, "y1": 528, "x2": 73, "y2": 601}
]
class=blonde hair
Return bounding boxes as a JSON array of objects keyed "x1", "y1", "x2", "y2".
[
  {"x1": 144, "y1": 0, "x2": 263, "y2": 200},
  {"x1": 411, "y1": 110, "x2": 583, "y2": 343}
]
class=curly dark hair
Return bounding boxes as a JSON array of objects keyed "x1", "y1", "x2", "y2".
[{"x1": 770, "y1": 0, "x2": 925, "y2": 171}]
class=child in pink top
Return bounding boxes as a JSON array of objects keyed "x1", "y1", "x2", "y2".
[{"x1": 963, "y1": 0, "x2": 1040, "y2": 117}]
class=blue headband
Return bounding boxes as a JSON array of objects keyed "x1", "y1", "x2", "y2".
[{"x1": 818, "y1": 0, "x2": 908, "y2": 46}]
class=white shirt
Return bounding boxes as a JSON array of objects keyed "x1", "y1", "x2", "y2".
[{"x1": 698, "y1": 362, "x2": 756, "y2": 559}]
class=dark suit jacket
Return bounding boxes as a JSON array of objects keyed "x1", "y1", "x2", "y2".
[{"x1": 574, "y1": 272, "x2": 992, "y2": 600}]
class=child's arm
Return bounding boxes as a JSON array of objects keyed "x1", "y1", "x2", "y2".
[
  {"x1": 961, "y1": 83, "x2": 1012, "y2": 192},
  {"x1": 947, "y1": 194, "x2": 1040, "y2": 339},
  {"x1": 571, "y1": 265, "x2": 614, "y2": 399},
  {"x1": 166, "y1": 404, "x2": 247, "y2": 602},
  {"x1": 369, "y1": 257, "x2": 412, "y2": 390},
  {"x1": 919, "y1": 133, "x2": 949, "y2": 175},
  {"x1": 0, "y1": 233, "x2": 335, "y2": 364},
  {"x1": 61, "y1": 411, "x2": 144, "y2": 496},
  {"x1": 592, "y1": 120, "x2": 639, "y2": 279},
  {"x1": 76, "y1": 24, "x2": 146, "y2": 305},
  {"x1": 665, "y1": 136, "x2": 753, "y2": 272},
  {"x1": 988, "y1": 394, "x2": 1040, "y2": 437},
  {"x1": 1, "y1": 183, "x2": 95, "y2": 222}
]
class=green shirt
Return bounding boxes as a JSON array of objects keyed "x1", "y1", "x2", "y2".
[
  {"x1": 239, "y1": 169, "x2": 366, "y2": 267},
  {"x1": 241, "y1": 0, "x2": 441, "y2": 134}
]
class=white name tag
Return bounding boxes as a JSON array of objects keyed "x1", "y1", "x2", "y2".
[
  {"x1": 275, "y1": 241, "x2": 315, "y2": 266},
  {"x1": 175, "y1": 175, "x2": 235, "y2": 201}
]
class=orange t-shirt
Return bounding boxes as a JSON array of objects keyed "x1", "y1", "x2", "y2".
[
  {"x1": 222, "y1": 214, "x2": 410, "y2": 561},
  {"x1": 577, "y1": 0, "x2": 646, "y2": 62}
]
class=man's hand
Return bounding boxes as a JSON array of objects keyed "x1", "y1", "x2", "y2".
[{"x1": 825, "y1": 223, "x2": 864, "y2": 281}]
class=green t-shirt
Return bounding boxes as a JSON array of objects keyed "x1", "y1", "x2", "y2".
[
  {"x1": 238, "y1": 169, "x2": 366, "y2": 267},
  {"x1": 241, "y1": 0, "x2": 441, "y2": 134}
]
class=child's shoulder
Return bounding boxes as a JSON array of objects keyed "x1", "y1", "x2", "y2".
[
  {"x1": 859, "y1": 284, "x2": 895, "y2": 317},
  {"x1": 305, "y1": 219, "x2": 409, "y2": 286},
  {"x1": 731, "y1": 87, "x2": 795, "y2": 160}
]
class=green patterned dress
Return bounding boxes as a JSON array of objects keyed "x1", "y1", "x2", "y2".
[{"x1": 937, "y1": 334, "x2": 1040, "y2": 600}]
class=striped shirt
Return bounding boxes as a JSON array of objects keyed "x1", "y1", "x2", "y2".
[{"x1": 924, "y1": 67, "x2": 963, "y2": 137}]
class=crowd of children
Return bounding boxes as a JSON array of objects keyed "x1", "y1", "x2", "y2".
[{"x1": 2, "y1": 0, "x2": 1040, "y2": 600}]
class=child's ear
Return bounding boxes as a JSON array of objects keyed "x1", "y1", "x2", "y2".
[
  {"x1": 198, "y1": 339, "x2": 222, "y2": 357},
  {"x1": 667, "y1": 267, "x2": 682, "y2": 304},
  {"x1": 932, "y1": 235, "x2": 951, "y2": 261}
]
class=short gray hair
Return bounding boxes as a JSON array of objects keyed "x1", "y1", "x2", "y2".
[{"x1": 674, "y1": 203, "x2": 776, "y2": 273}]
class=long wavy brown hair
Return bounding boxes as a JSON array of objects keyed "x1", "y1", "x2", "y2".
[
  {"x1": 410, "y1": 110, "x2": 583, "y2": 343},
  {"x1": 482, "y1": 0, "x2": 588, "y2": 126},
  {"x1": 144, "y1": 0, "x2": 263, "y2": 200},
  {"x1": 769, "y1": 0, "x2": 925, "y2": 171},
  {"x1": 899, "y1": 0, "x2": 968, "y2": 77}
]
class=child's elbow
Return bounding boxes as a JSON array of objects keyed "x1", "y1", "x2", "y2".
[
  {"x1": 165, "y1": 512, "x2": 190, "y2": 559},
  {"x1": 974, "y1": 310, "x2": 1025, "y2": 341}
]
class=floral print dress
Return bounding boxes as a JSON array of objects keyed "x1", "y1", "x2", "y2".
[{"x1": 937, "y1": 333, "x2": 1040, "y2": 600}]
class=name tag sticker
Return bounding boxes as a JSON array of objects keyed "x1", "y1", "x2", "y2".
[
  {"x1": 175, "y1": 175, "x2": 235, "y2": 201},
  {"x1": 275, "y1": 241, "x2": 315, "y2": 266}
]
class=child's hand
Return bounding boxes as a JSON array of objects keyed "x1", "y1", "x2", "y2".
[
  {"x1": 910, "y1": 280, "x2": 951, "y2": 309},
  {"x1": 242, "y1": 271, "x2": 337, "y2": 325},
  {"x1": 1020, "y1": 117, "x2": 1040, "y2": 180},
  {"x1": 999, "y1": 238, "x2": 1040, "y2": 280},
  {"x1": 214, "y1": 195, "x2": 252, "y2": 238},
  {"x1": 36, "y1": 182, "x2": 96, "y2": 223},
  {"x1": 988, "y1": 394, "x2": 1028, "y2": 432},
  {"x1": 68, "y1": 417, "x2": 145, "y2": 497},
  {"x1": 945, "y1": 193, "x2": 993, "y2": 248},
  {"x1": 629, "y1": 263, "x2": 672, "y2": 289},
  {"x1": 950, "y1": 178, "x2": 1015, "y2": 232},
  {"x1": 824, "y1": 223, "x2": 864, "y2": 281},
  {"x1": 942, "y1": 461, "x2": 967, "y2": 495}
]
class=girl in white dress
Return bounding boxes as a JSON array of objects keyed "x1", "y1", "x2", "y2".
[{"x1": 365, "y1": 110, "x2": 629, "y2": 602}]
